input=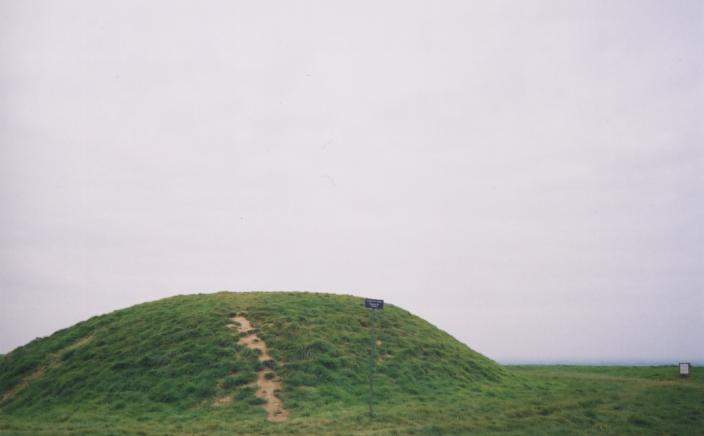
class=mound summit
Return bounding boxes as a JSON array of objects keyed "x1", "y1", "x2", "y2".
[{"x1": 1, "y1": 292, "x2": 504, "y2": 426}]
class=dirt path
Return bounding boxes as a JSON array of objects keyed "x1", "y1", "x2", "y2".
[
  {"x1": 228, "y1": 315, "x2": 288, "y2": 422},
  {"x1": 1, "y1": 335, "x2": 93, "y2": 403}
]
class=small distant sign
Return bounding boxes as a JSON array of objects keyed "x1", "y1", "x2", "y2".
[
  {"x1": 364, "y1": 298, "x2": 384, "y2": 309},
  {"x1": 679, "y1": 362, "x2": 691, "y2": 377}
]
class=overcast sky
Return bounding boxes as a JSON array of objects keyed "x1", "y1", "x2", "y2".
[{"x1": 1, "y1": 0, "x2": 702, "y2": 363}]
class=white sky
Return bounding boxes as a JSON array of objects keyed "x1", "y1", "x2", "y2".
[{"x1": 1, "y1": 0, "x2": 702, "y2": 363}]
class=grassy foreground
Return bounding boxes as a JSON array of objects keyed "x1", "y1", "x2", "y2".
[{"x1": 1, "y1": 292, "x2": 702, "y2": 434}]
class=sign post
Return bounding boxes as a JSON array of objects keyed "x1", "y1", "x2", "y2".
[{"x1": 363, "y1": 298, "x2": 383, "y2": 418}]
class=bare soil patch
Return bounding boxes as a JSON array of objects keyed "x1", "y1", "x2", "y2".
[{"x1": 228, "y1": 315, "x2": 288, "y2": 422}]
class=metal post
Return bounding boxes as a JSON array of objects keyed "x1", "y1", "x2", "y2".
[{"x1": 368, "y1": 308, "x2": 376, "y2": 417}]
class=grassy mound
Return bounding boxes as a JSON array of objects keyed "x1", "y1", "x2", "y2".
[{"x1": 0, "y1": 292, "x2": 504, "y2": 428}]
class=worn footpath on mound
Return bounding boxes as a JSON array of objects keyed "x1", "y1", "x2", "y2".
[
  {"x1": 1, "y1": 335, "x2": 94, "y2": 403},
  {"x1": 227, "y1": 315, "x2": 288, "y2": 422}
]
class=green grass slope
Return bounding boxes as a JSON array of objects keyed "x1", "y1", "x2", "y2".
[
  {"x1": 0, "y1": 292, "x2": 505, "y2": 432},
  {"x1": 3, "y1": 292, "x2": 702, "y2": 434}
]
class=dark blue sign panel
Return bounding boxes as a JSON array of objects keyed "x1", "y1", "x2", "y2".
[{"x1": 364, "y1": 298, "x2": 384, "y2": 309}]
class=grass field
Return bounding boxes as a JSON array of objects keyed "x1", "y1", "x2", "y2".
[{"x1": 1, "y1": 292, "x2": 702, "y2": 434}]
